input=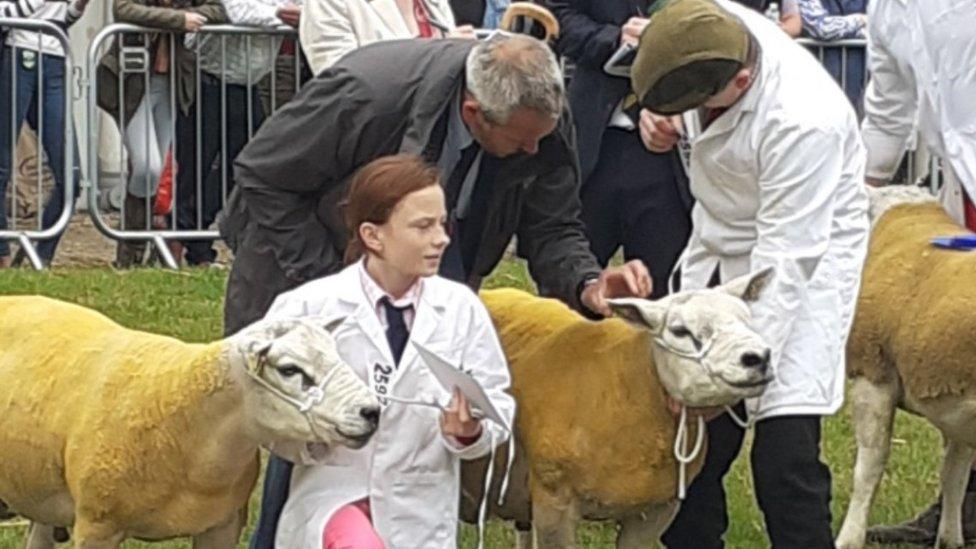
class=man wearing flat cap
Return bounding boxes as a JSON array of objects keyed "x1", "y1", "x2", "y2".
[{"x1": 631, "y1": 0, "x2": 869, "y2": 546}]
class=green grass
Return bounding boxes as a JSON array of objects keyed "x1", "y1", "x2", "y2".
[{"x1": 0, "y1": 263, "x2": 944, "y2": 548}]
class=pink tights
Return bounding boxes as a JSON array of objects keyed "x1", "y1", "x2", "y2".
[{"x1": 322, "y1": 499, "x2": 385, "y2": 549}]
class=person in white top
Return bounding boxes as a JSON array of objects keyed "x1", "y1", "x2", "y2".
[
  {"x1": 263, "y1": 153, "x2": 514, "y2": 548},
  {"x1": 857, "y1": 1, "x2": 976, "y2": 544},
  {"x1": 631, "y1": 0, "x2": 869, "y2": 546},
  {"x1": 299, "y1": 0, "x2": 468, "y2": 75}
]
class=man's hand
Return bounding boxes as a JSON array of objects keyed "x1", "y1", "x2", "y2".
[
  {"x1": 621, "y1": 16, "x2": 649, "y2": 47},
  {"x1": 639, "y1": 109, "x2": 683, "y2": 153},
  {"x1": 184, "y1": 12, "x2": 207, "y2": 31},
  {"x1": 440, "y1": 388, "x2": 482, "y2": 440},
  {"x1": 448, "y1": 24, "x2": 477, "y2": 39},
  {"x1": 666, "y1": 395, "x2": 725, "y2": 423},
  {"x1": 778, "y1": 13, "x2": 802, "y2": 38},
  {"x1": 581, "y1": 259, "x2": 653, "y2": 317},
  {"x1": 277, "y1": 4, "x2": 301, "y2": 28}
]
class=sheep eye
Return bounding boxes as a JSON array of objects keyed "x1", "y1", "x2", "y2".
[
  {"x1": 278, "y1": 365, "x2": 314, "y2": 389},
  {"x1": 670, "y1": 326, "x2": 692, "y2": 338}
]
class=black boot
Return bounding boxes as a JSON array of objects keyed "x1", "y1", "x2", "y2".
[{"x1": 866, "y1": 471, "x2": 976, "y2": 545}]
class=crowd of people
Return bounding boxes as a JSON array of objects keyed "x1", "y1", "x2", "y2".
[{"x1": 0, "y1": 0, "x2": 974, "y2": 547}]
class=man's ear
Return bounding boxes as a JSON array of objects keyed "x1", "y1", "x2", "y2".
[{"x1": 607, "y1": 298, "x2": 666, "y2": 332}]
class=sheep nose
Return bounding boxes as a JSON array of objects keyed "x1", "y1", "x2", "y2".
[
  {"x1": 741, "y1": 349, "x2": 771, "y2": 370},
  {"x1": 359, "y1": 405, "x2": 380, "y2": 429}
]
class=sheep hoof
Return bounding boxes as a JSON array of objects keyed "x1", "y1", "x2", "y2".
[{"x1": 52, "y1": 527, "x2": 70, "y2": 543}]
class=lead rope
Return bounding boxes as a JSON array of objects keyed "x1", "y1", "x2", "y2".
[{"x1": 673, "y1": 405, "x2": 706, "y2": 500}]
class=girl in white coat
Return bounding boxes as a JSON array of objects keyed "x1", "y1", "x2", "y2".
[{"x1": 264, "y1": 154, "x2": 515, "y2": 548}]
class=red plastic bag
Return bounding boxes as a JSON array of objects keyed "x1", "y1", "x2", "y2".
[{"x1": 153, "y1": 148, "x2": 175, "y2": 216}]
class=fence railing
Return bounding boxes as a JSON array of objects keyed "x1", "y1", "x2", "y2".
[
  {"x1": 0, "y1": 18, "x2": 76, "y2": 270},
  {"x1": 86, "y1": 23, "x2": 308, "y2": 269}
]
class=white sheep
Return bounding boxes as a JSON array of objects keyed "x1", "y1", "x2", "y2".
[
  {"x1": 836, "y1": 186, "x2": 976, "y2": 549},
  {"x1": 461, "y1": 270, "x2": 774, "y2": 548},
  {"x1": 0, "y1": 296, "x2": 380, "y2": 549}
]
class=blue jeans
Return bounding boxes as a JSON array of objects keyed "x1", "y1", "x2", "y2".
[
  {"x1": 250, "y1": 454, "x2": 293, "y2": 549},
  {"x1": 0, "y1": 46, "x2": 79, "y2": 260}
]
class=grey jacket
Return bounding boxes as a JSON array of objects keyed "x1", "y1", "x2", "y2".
[{"x1": 219, "y1": 38, "x2": 601, "y2": 333}]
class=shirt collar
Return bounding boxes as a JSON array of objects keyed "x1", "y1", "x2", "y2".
[{"x1": 358, "y1": 258, "x2": 424, "y2": 312}]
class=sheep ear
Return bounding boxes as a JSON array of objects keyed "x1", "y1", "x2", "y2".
[
  {"x1": 719, "y1": 267, "x2": 774, "y2": 303},
  {"x1": 607, "y1": 298, "x2": 666, "y2": 332}
]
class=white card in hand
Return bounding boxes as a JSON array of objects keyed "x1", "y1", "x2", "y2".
[{"x1": 413, "y1": 341, "x2": 511, "y2": 433}]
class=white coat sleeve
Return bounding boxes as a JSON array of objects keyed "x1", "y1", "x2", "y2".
[
  {"x1": 299, "y1": 0, "x2": 359, "y2": 75},
  {"x1": 439, "y1": 296, "x2": 515, "y2": 459},
  {"x1": 860, "y1": 7, "x2": 918, "y2": 180},
  {"x1": 750, "y1": 125, "x2": 842, "y2": 366}
]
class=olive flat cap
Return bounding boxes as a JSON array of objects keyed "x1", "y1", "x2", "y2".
[{"x1": 631, "y1": 0, "x2": 750, "y2": 114}]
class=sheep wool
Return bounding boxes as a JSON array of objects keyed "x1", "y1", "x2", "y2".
[
  {"x1": 481, "y1": 288, "x2": 705, "y2": 508},
  {"x1": 0, "y1": 296, "x2": 257, "y2": 538},
  {"x1": 848, "y1": 203, "x2": 976, "y2": 399}
]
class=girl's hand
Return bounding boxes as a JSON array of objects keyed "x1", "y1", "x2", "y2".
[{"x1": 440, "y1": 387, "x2": 482, "y2": 439}]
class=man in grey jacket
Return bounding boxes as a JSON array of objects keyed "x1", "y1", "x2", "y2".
[{"x1": 221, "y1": 34, "x2": 651, "y2": 547}]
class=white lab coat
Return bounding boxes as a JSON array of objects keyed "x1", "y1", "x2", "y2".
[
  {"x1": 266, "y1": 263, "x2": 514, "y2": 548},
  {"x1": 678, "y1": 1, "x2": 870, "y2": 420},
  {"x1": 861, "y1": 0, "x2": 976, "y2": 222},
  {"x1": 299, "y1": 0, "x2": 457, "y2": 75}
]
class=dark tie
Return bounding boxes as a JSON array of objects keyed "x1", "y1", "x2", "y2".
[
  {"x1": 440, "y1": 143, "x2": 481, "y2": 282},
  {"x1": 381, "y1": 298, "x2": 411, "y2": 366}
]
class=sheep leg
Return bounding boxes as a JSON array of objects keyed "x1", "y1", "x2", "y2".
[
  {"x1": 616, "y1": 500, "x2": 679, "y2": 549},
  {"x1": 72, "y1": 519, "x2": 124, "y2": 549},
  {"x1": 835, "y1": 376, "x2": 898, "y2": 549},
  {"x1": 935, "y1": 439, "x2": 976, "y2": 549},
  {"x1": 514, "y1": 524, "x2": 532, "y2": 549},
  {"x1": 23, "y1": 522, "x2": 54, "y2": 549},
  {"x1": 530, "y1": 484, "x2": 578, "y2": 549},
  {"x1": 192, "y1": 505, "x2": 245, "y2": 549}
]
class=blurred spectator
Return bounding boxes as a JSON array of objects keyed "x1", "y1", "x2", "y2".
[
  {"x1": 731, "y1": 0, "x2": 801, "y2": 37},
  {"x1": 98, "y1": 0, "x2": 226, "y2": 268},
  {"x1": 799, "y1": 0, "x2": 866, "y2": 114},
  {"x1": 547, "y1": 0, "x2": 691, "y2": 298},
  {"x1": 450, "y1": 0, "x2": 510, "y2": 27},
  {"x1": 300, "y1": 0, "x2": 461, "y2": 75},
  {"x1": 0, "y1": 0, "x2": 89, "y2": 268},
  {"x1": 170, "y1": 0, "x2": 295, "y2": 266}
]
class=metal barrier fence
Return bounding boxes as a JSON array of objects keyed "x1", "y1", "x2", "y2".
[
  {"x1": 0, "y1": 18, "x2": 76, "y2": 270},
  {"x1": 86, "y1": 23, "x2": 309, "y2": 269}
]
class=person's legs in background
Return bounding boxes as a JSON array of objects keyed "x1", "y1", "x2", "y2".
[
  {"x1": 32, "y1": 52, "x2": 79, "y2": 265},
  {"x1": 183, "y1": 81, "x2": 264, "y2": 266},
  {"x1": 173, "y1": 74, "x2": 220, "y2": 265},
  {"x1": 116, "y1": 74, "x2": 172, "y2": 267},
  {"x1": 0, "y1": 47, "x2": 39, "y2": 267}
]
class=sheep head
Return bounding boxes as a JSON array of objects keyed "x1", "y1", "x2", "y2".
[
  {"x1": 234, "y1": 318, "x2": 380, "y2": 449},
  {"x1": 608, "y1": 268, "x2": 774, "y2": 408}
]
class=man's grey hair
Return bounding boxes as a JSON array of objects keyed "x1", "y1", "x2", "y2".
[{"x1": 465, "y1": 34, "x2": 565, "y2": 124}]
